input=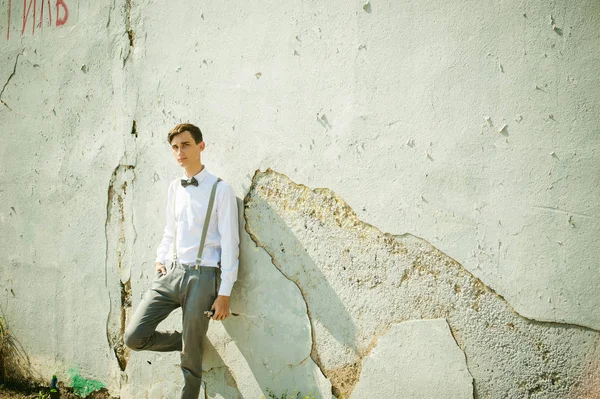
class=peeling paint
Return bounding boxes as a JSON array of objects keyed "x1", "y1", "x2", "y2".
[
  {"x1": 130, "y1": 120, "x2": 137, "y2": 138},
  {"x1": 244, "y1": 169, "x2": 599, "y2": 398},
  {"x1": 125, "y1": 0, "x2": 134, "y2": 47},
  {"x1": 104, "y1": 164, "x2": 135, "y2": 372},
  {"x1": 1, "y1": 1, "x2": 599, "y2": 397}
]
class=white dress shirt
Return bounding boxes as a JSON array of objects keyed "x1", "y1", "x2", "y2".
[{"x1": 155, "y1": 166, "x2": 240, "y2": 296}]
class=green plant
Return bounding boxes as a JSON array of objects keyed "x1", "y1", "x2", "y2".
[
  {"x1": 262, "y1": 388, "x2": 316, "y2": 399},
  {"x1": 36, "y1": 390, "x2": 50, "y2": 399}
]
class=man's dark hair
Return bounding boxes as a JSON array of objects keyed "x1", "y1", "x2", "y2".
[{"x1": 168, "y1": 123, "x2": 203, "y2": 144}]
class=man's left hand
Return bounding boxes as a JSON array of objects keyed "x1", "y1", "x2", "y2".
[{"x1": 210, "y1": 295, "x2": 230, "y2": 321}]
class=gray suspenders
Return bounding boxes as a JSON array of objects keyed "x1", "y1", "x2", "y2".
[{"x1": 172, "y1": 177, "x2": 222, "y2": 266}]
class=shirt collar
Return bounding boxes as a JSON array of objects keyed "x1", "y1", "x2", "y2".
[{"x1": 182, "y1": 165, "x2": 209, "y2": 183}]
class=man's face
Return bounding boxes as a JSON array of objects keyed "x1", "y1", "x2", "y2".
[{"x1": 170, "y1": 131, "x2": 205, "y2": 167}]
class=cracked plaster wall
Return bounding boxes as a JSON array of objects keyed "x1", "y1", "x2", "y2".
[
  {"x1": 1, "y1": 0, "x2": 599, "y2": 398},
  {"x1": 245, "y1": 169, "x2": 600, "y2": 398},
  {"x1": 349, "y1": 319, "x2": 473, "y2": 399}
]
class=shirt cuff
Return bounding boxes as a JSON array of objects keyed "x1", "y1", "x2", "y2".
[{"x1": 218, "y1": 279, "x2": 235, "y2": 296}]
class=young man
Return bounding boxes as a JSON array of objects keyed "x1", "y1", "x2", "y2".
[{"x1": 124, "y1": 123, "x2": 240, "y2": 399}]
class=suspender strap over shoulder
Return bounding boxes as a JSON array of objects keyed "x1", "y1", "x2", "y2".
[
  {"x1": 196, "y1": 177, "x2": 222, "y2": 264},
  {"x1": 172, "y1": 180, "x2": 178, "y2": 262},
  {"x1": 171, "y1": 177, "x2": 222, "y2": 266}
]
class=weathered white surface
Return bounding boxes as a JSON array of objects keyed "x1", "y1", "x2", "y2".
[
  {"x1": 350, "y1": 319, "x2": 472, "y2": 399},
  {"x1": 0, "y1": 0, "x2": 599, "y2": 398},
  {"x1": 132, "y1": 0, "x2": 600, "y2": 330},
  {"x1": 245, "y1": 169, "x2": 598, "y2": 398},
  {"x1": 0, "y1": 0, "x2": 127, "y2": 391}
]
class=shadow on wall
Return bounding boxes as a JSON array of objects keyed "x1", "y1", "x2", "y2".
[
  {"x1": 245, "y1": 194, "x2": 359, "y2": 351},
  {"x1": 201, "y1": 339, "x2": 243, "y2": 398},
  {"x1": 211, "y1": 197, "x2": 332, "y2": 398},
  {"x1": 241, "y1": 168, "x2": 600, "y2": 399},
  {"x1": 243, "y1": 191, "x2": 359, "y2": 396}
]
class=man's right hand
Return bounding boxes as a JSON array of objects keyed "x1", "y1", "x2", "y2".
[{"x1": 155, "y1": 262, "x2": 167, "y2": 276}]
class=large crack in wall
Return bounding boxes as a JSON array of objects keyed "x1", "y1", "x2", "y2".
[
  {"x1": 350, "y1": 319, "x2": 474, "y2": 397},
  {"x1": 104, "y1": 164, "x2": 135, "y2": 372},
  {"x1": 244, "y1": 169, "x2": 600, "y2": 398},
  {"x1": 0, "y1": 51, "x2": 23, "y2": 110}
]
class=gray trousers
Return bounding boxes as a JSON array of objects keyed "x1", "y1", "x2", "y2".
[{"x1": 124, "y1": 261, "x2": 218, "y2": 399}]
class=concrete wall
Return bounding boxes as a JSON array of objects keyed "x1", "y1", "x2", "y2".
[{"x1": 1, "y1": 0, "x2": 599, "y2": 398}]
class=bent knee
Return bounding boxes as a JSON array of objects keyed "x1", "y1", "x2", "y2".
[{"x1": 123, "y1": 327, "x2": 145, "y2": 351}]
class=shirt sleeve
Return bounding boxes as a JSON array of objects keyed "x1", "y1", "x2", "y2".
[
  {"x1": 155, "y1": 180, "x2": 176, "y2": 265},
  {"x1": 217, "y1": 182, "x2": 240, "y2": 296}
]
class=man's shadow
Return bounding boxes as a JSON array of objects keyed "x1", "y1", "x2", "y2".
[{"x1": 209, "y1": 193, "x2": 358, "y2": 397}]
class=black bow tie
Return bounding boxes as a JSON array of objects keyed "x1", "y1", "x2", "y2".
[{"x1": 181, "y1": 177, "x2": 198, "y2": 187}]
